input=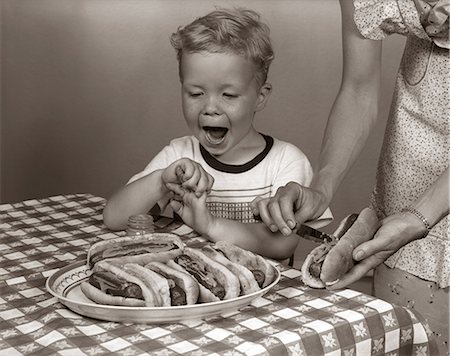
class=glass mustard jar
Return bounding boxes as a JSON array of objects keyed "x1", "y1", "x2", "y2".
[{"x1": 126, "y1": 214, "x2": 154, "y2": 237}]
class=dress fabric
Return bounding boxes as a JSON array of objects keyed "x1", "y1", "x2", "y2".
[
  {"x1": 353, "y1": 2, "x2": 449, "y2": 352},
  {"x1": 353, "y1": 0, "x2": 449, "y2": 289}
]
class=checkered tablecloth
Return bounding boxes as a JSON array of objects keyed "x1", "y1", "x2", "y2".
[{"x1": 0, "y1": 194, "x2": 437, "y2": 355}]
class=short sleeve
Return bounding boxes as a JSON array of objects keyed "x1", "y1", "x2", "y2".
[{"x1": 353, "y1": 0, "x2": 408, "y2": 40}]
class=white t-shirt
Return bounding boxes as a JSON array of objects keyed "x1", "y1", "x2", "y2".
[{"x1": 129, "y1": 135, "x2": 332, "y2": 227}]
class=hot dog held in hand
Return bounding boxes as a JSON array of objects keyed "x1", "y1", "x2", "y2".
[{"x1": 301, "y1": 208, "x2": 380, "y2": 288}]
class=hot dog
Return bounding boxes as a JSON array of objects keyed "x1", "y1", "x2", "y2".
[
  {"x1": 212, "y1": 241, "x2": 276, "y2": 288},
  {"x1": 167, "y1": 247, "x2": 240, "y2": 302},
  {"x1": 87, "y1": 233, "x2": 184, "y2": 268},
  {"x1": 301, "y1": 208, "x2": 380, "y2": 288},
  {"x1": 81, "y1": 260, "x2": 170, "y2": 306},
  {"x1": 145, "y1": 261, "x2": 199, "y2": 305},
  {"x1": 200, "y1": 245, "x2": 260, "y2": 295}
]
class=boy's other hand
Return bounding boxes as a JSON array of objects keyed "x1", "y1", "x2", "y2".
[
  {"x1": 162, "y1": 158, "x2": 214, "y2": 197},
  {"x1": 167, "y1": 183, "x2": 214, "y2": 235}
]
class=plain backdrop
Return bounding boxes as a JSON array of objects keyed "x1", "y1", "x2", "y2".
[{"x1": 1, "y1": 0, "x2": 406, "y2": 262}]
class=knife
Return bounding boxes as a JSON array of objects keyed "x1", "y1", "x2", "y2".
[
  {"x1": 253, "y1": 213, "x2": 359, "y2": 244},
  {"x1": 295, "y1": 224, "x2": 336, "y2": 244},
  {"x1": 297, "y1": 213, "x2": 359, "y2": 244},
  {"x1": 253, "y1": 213, "x2": 335, "y2": 244}
]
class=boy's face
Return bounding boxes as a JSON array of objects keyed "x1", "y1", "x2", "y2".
[{"x1": 180, "y1": 52, "x2": 271, "y2": 159}]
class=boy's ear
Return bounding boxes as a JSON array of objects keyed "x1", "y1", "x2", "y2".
[{"x1": 255, "y1": 82, "x2": 272, "y2": 112}]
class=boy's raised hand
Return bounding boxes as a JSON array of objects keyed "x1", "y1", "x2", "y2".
[{"x1": 162, "y1": 158, "x2": 214, "y2": 197}]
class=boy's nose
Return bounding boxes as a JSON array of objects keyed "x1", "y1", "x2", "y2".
[{"x1": 203, "y1": 96, "x2": 221, "y2": 115}]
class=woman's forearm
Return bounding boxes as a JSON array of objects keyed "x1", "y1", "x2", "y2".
[
  {"x1": 312, "y1": 84, "x2": 379, "y2": 203},
  {"x1": 312, "y1": 0, "x2": 382, "y2": 205},
  {"x1": 410, "y1": 168, "x2": 449, "y2": 228}
]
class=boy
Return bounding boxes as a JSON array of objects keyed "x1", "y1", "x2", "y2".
[{"x1": 103, "y1": 7, "x2": 332, "y2": 260}]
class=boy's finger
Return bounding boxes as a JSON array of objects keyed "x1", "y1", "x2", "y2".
[
  {"x1": 166, "y1": 183, "x2": 185, "y2": 197},
  {"x1": 195, "y1": 173, "x2": 211, "y2": 195},
  {"x1": 169, "y1": 200, "x2": 184, "y2": 216},
  {"x1": 182, "y1": 169, "x2": 200, "y2": 190},
  {"x1": 207, "y1": 174, "x2": 215, "y2": 191},
  {"x1": 175, "y1": 166, "x2": 185, "y2": 181}
]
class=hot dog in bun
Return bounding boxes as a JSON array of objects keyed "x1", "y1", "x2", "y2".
[
  {"x1": 145, "y1": 261, "x2": 199, "y2": 305},
  {"x1": 87, "y1": 233, "x2": 184, "y2": 268},
  {"x1": 167, "y1": 247, "x2": 240, "y2": 302},
  {"x1": 200, "y1": 245, "x2": 260, "y2": 295},
  {"x1": 212, "y1": 241, "x2": 276, "y2": 288},
  {"x1": 81, "y1": 260, "x2": 171, "y2": 307},
  {"x1": 301, "y1": 208, "x2": 380, "y2": 288}
]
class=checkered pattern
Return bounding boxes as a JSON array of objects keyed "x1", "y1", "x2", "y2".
[{"x1": 0, "y1": 194, "x2": 437, "y2": 355}]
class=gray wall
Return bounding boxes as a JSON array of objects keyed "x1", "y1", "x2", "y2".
[{"x1": 1, "y1": 0, "x2": 405, "y2": 236}]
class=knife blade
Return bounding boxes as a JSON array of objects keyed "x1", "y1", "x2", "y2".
[
  {"x1": 253, "y1": 213, "x2": 335, "y2": 244},
  {"x1": 295, "y1": 224, "x2": 336, "y2": 244}
]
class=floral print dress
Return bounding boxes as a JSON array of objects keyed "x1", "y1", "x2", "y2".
[{"x1": 353, "y1": 0, "x2": 449, "y2": 288}]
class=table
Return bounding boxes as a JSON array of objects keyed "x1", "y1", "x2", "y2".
[{"x1": 0, "y1": 194, "x2": 437, "y2": 355}]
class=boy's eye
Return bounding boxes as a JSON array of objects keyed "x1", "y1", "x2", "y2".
[
  {"x1": 223, "y1": 93, "x2": 238, "y2": 98},
  {"x1": 189, "y1": 92, "x2": 202, "y2": 97}
]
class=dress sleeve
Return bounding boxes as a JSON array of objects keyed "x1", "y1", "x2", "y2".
[{"x1": 353, "y1": 0, "x2": 408, "y2": 40}]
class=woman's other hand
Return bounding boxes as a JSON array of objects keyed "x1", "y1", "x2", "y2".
[{"x1": 326, "y1": 210, "x2": 428, "y2": 290}]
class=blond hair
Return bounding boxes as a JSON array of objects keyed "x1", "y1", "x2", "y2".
[{"x1": 170, "y1": 8, "x2": 274, "y2": 86}]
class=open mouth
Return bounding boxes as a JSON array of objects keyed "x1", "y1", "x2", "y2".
[{"x1": 203, "y1": 126, "x2": 228, "y2": 145}]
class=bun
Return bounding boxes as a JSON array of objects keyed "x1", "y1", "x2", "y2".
[
  {"x1": 123, "y1": 263, "x2": 171, "y2": 307},
  {"x1": 201, "y1": 245, "x2": 260, "y2": 295},
  {"x1": 145, "y1": 261, "x2": 199, "y2": 305},
  {"x1": 301, "y1": 210, "x2": 378, "y2": 289},
  {"x1": 87, "y1": 233, "x2": 184, "y2": 268},
  {"x1": 213, "y1": 241, "x2": 275, "y2": 287},
  {"x1": 83, "y1": 261, "x2": 163, "y2": 306},
  {"x1": 168, "y1": 247, "x2": 240, "y2": 302}
]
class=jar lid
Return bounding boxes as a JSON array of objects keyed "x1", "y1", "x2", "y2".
[{"x1": 127, "y1": 214, "x2": 154, "y2": 229}]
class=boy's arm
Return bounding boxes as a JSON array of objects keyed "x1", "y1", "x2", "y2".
[
  {"x1": 103, "y1": 169, "x2": 170, "y2": 231},
  {"x1": 104, "y1": 158, "x2": 214, "y2": 231},
  {"x1": 206, "y1": 218, "x2": 301, "y2": 260}
]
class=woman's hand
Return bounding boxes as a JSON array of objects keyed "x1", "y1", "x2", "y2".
[
  {"x1": 250, "y1": 182, "x2": 329, "y2": 236},
  {"x1": 326, "y1": 210, "x2": 428, "y2": 289},
  {"x1": 162, "y1": 158, "x2": 214, "y2": 197}
]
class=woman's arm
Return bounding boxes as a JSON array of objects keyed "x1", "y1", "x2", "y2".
[
  {"x1": 253, "y1": 0, "x2": 383, "y2": 232},
  {"x1": 312, "y1": 0, "x2": 382, "y2": 208}
]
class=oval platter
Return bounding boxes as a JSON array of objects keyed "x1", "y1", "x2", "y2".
[{"x1": 46, "y1": 260, "x2": 281, "y2": 323}]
